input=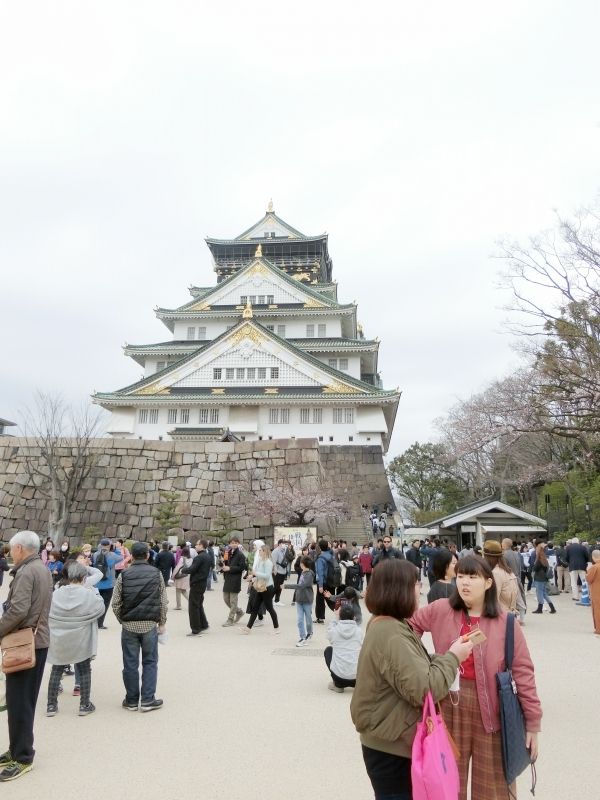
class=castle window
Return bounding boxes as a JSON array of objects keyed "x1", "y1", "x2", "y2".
[
  {"x1": 198, "y1": 327, "x2": 207, "y2": 340},
  {"x1": 225, "y1": 368, "x2": 234, "y2": 380},
  {"x1": 210, "y1": 408, "x2": 219, "y2": 424},
  {"x1": 247, "y1": 368, "x2": 256, "y2": 380},
  {"x1": 257, "y1": 367, "x2": 266, "y2": 379},
  {"x1": 267, "y1": 295, "x2": 274, "y2": 304},
  {"x1": 236, "y1": 368, "x2": 245, "y2": 379},
  {"x1": 266, "y1": 325, "x2": 275, "y2": 332},
  {"x1": 312, "y1": 408, "x2": 322, "y2": 424},
  {"x1": 300, "y1": 408, "x2": 310, "y2": 424},
  {"x1": 148, "y1": 409, "x2": 159, "y2": 424},
  {"x1": 318, "y1": 324, "x2": 326, "y2": 337},
  {"x1": 276, "y1": 325, "x2": 286, "y2": 338},
  {"x1": 258, "y1": 295, "x2": 265, "y2": 305},
  {"x1": 180, "y1": 408, "x2": 190, "y2": 424},
  {"x1": 213, "y1": 368, "x2": 222, "y2": 380},
  {"x1": 167, "y1": 409, "x2": 177, "y2": 424},
  {"x1": 339, "y1": 358, "x2": 348, "y2": 371},
  {"x1": 138, "y1": 409, "x2": 148, "y2": 424},
  {"x1": 270, "y1": 367, "x2": 279, "y2": 380},
  {"x1": 328, "y1": 358, "x2": 337, "y2": 369},
  {"x1": 240, "y1": 295, "x2": 247, "y2": 304},
  {"x1": 306, "y1": 324, "x2": 315, "y2": 337},
  {"x1": 187, "y1": 326, "x2": 196, "y2": 340},
  {"x1": 269, "y1": 408, "x2": 290, "y2": 424},
  {"x1": 156, "y1": 361, "x2": 165, "y2": 373}
]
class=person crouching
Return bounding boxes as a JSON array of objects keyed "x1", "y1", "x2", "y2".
[{"x1": 324, "y1": 603, "x2": 363, "y2": 693}]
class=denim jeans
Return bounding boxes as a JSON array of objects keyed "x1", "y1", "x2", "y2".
[
  {"x1": 534, "y1": 580, "x2": 549, "y2": 605},
  {"x1": 296, "y1": 602, "x2": 313, "y2": 639},
  {"x1": 121, "y1": 627, "x2": 158, "y2": 704}
]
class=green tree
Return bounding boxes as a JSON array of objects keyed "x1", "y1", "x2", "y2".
[
  {"x1": 153, "y1": 490, "x2": 181, "y2": 535},
  {"x1": 387, "y1": 442, "x2": 466, "y2": 517},
  {"x1": 212, "y1": 509, "x2": 236, "y2": 544}
]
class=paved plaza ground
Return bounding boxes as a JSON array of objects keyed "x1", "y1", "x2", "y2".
[{"x1": 0, "y1": 581, "x2": 596, "y2": 799}]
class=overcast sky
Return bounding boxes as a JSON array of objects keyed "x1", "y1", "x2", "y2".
[{"x1": 2, "y1": 1, "x2": 599, "y2": 456}]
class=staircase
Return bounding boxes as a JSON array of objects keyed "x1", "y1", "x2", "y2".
[{"x1": 335, "y1": 512, "x2": 373, "y2": 545}]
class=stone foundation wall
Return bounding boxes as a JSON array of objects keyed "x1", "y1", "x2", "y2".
[{"x1": 0, "y1": 437, "x2": 394, "y2": 542}]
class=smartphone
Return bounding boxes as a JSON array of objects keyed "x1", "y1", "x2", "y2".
[{"x1": 461, "y1": 628, "x2": 487, "y2": 645}]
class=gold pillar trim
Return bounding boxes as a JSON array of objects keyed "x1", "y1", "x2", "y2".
[
  {"x1": 264, "y1": 388, "x2": 279, "y2": 394},
  {"x1": 211, "y1": 388, "x2": 225, "y2": 394}
]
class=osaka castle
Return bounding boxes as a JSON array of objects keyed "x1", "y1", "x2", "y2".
[{"x1": 93, "y1": 204, "x2": 400, "y2": 451}]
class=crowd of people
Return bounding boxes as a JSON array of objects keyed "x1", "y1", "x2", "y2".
[{"x1": 0, "y1": 525, "x2": 598, "y2": 795}]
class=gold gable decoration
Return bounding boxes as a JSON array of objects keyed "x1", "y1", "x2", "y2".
[
  {"x1": 188, "y1": 301, "x2": 211, "y2": 312},
  {"x1": 254, "y1": 243, "x2": 263, "y2": 257},
  {"x1": 229, "y1": 323, "x2": 265, "y2": 347},
  {"x1": 304, "y1": 297, "x2": 325, "y2": 308},
  {"x1": 322, "y1": 381, "x2": 363, "y2": 395},
  {"x1": 293, "y1": 272, "x2": 311, "y2": 282},
  {"x1": 247, "y1": 261, "x2": 268, "y2": 277},
  {"x1": 133, "y1": 384, "x2": 171, "y2": 396}
]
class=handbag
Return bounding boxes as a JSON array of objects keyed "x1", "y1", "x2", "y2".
[
  {"x1": 253, "y1": 577, "x2": 267, "y2": 593},
  {"x1": 1, "y1": 627, "x2": 36, "y2": 674},
  {"x1": 411, "y1": 690, "x2": 460, "y2": 800},
  {"x1": 496, "y1": 613, "x2": 536, "y2": 797}
]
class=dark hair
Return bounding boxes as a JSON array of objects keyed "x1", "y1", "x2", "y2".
[
  {"x1": 49, "y1": 550, "x2": 60, "y2": 560},
  {"x1": 483, "y1": 552, "x2": 511, "y2": 574},
  {"x1": 343, "y1": 586, "x2": 358, "y2": 600},
  {"x1": 450, "y1": 556, "x2": 500, "y2": 618},
  {"x1": 198, "y1": 538, "x2": 209, "y2": 549},
  {"x1": 318, "y1": 539, "x2": 329, "y2": 551},
  {"x1": 181, "y1": 546, "x2": 190, "y2": 558},
  {"x1": 300, "y1": 556, "x2": 312, "y2": 569},
  {"x1": 339, "y1": 604, "x2": 355, "y2": 621},
  {"x1": 365, "y1": 560, "x2": 419, "y2": 620},
  {"x1": 432, "y1": 549, "x2": 455, "y2": 581},
  {"x1": 229, "y1": 536, "x2": 240, "y2": 544}
]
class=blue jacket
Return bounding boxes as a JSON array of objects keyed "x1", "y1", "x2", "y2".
[
  {"x1": 316, "y1": 550, "x2": 334, "y2": 589},
  {"x1": 93, "y1": 550, "x2": 122, "y2": 590}
]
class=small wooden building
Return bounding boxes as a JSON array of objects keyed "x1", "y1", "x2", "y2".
[{"x1": 426, "y1": 497, "x2": 547, "y2": 549}]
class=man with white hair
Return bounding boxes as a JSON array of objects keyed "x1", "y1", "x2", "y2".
[
  {"x1": 566, "y1": 536, "x2": 591, "y2": 600},
  {"x1": 0, "y1": 531, "x2": 52, "y2": 781}
]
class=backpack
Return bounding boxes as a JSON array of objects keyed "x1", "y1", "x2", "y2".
[
  {"x1": 378, "y1": 519, "x2": 386, "y2": 532},
  {"x1": 325, "y1": 555, "x2": 342, "y2": 589},
  {"x1": 95, "y1": 551, "x2": 109, "y2": 580}
]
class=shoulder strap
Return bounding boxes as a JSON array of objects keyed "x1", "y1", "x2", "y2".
[{"x1": 504, "y1": 612, "x2": 515, "y2": 671}]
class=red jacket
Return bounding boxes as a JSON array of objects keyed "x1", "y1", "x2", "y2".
[
  {"x1": 358, "y1": 552, "x2": 373, "y2": 575},
  {"x1": 410, "y1": 599, "x2": 542, "y2": 734}
]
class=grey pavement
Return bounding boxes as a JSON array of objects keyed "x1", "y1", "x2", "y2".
[{"x1": 0, "y1": 581, "x2": 595, "y2": 799}]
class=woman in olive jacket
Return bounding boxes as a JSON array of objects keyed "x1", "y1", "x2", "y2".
[{"x1": 350, "y1": 560, "x2": 472, "y2": 800}]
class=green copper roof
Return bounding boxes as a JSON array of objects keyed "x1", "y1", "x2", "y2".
[{"x1": 95, "y1": 319, "x2": 396, "y2": 401}]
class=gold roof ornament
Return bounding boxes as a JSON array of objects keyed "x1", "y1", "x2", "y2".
[
  {"x1": 242, "y1": 300, "x2": 253, "y2": 319},
  {"x1": 254, "y1": 243, "x2": 263, "y2": 257},
  {"x1": 267, "y1": 199, "x2": 274, "y2": 213}
]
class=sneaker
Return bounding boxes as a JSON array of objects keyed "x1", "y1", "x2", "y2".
[
  {"x1": 0, "y1": 762, "x2": 33, "y2": 782},
  {"x1": 235, "y1": 609, "x2": 245, "y2": 622},
  {"x1": 78, "y1": 702, "x2": 96, "y2": 716},
  {"x1": 273, "y1": 628, "x2": 281, "y2": 635},
  {"x1": 274, "y1": 601, "x2": 285, "y2": 607},
  {"x1": 186, "y1": 632, "x2": 201, "y2": 637},
  {"x1": 122, "y1": 699, "x2": 138, "y2": 711},
  {"x1": 328, "y1": 682, "x2": 344, "y2": 693},
  {"x1": 222, "y1": 620, "x2": 235, "y2": 627},
  {"x1": 296, "y1": 638, "x2": 308, "y2": 647},
  {"x1": 0, "y1": 752, "x2": 12, "y2": 768},
  {"x1": 314, "y1": 618, "x2": 324, "y2": 624},
  {"x1": 305, "y1": 631, "x2": 313, "y2": 641},
  {"x1": 239, "y1": 627, "x2": 250, "y2": 635},
  {"x1": 72, "y1": 685, "x2": 80, "y2": 696},
  {"x1": 254, "y1": 619, "x2": 264, "y2": 627},
  {"x1": 140, "y1": 699, "x2": 163, "y2": 713},
  {"x1": 46, "y1": 704, "x2": 58, "y2": 717}
]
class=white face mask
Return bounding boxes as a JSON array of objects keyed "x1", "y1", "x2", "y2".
[
  {"x1": 46, "y1": 544, "x2": 53, "y2": 550},
  {"x1": 61, "y1": 545, "x2": 68, "y2": 551}
]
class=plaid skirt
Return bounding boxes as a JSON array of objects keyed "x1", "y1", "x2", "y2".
[{"x1": 441, "y1": 680, "x2": 515, "y2": 800}]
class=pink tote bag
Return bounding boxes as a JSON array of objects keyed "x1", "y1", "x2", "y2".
[{"x1": 411, "y1": 691, "x2": 460, "y2": 800}]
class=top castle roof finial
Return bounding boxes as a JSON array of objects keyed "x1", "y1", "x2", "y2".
[
  {"x1": 242, "y1": 300, "x2": 253, "y2": 319},
  {"x1": 267, "y1": 198, "x2": 274, "y2": 213},
  {"x1": 254, "y1": 243, "x2": 263, "y2": 258}
]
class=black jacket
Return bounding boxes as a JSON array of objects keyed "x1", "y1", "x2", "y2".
[
  {"x1": 222, "y1": 547, "x2": 247, "y2": 593},
  {"x1": 155, "y1": 550, "x2": 175, "y2": 577},
  {"x1": 406, "y1": 547, "x2": 423, "y2": 569},
  {"x1": 566, "y1": 543, "x2": 589, "y2": 571},
  {"x1": 181, "y1": 550, "x2": 212, "y2": 587},
  {"x1": 373, "y1": 547, "x2": 404, "y2": 566},
  {"x1": 120, "y1": 562, "x2": 163, "y2": 622}
]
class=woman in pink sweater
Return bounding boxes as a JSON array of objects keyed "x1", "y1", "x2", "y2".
[{"x1": 411, "y1": 555, "x2": 542, "y2": 800}]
